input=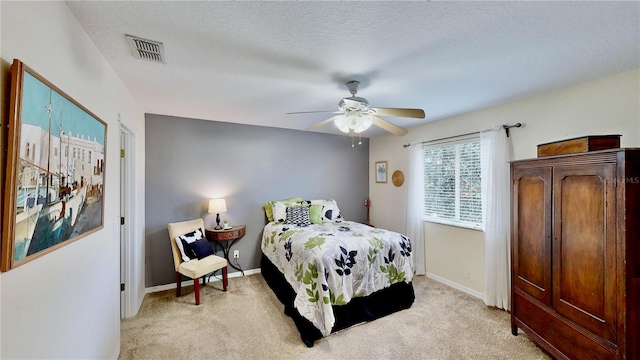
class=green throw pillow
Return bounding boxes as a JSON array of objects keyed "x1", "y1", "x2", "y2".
[
  {"x1": 263, "y1": 203, "x2": 274, "y2": 222},
  {"x1": 309, "y1": 204, "x2": 322, "y2": 224}
]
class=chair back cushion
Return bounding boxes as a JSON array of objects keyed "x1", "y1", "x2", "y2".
[{"x1": 168, "y1": 218, "x2": 205, "y2": 271}]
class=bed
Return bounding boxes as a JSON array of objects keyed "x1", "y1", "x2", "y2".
[{"x1": 260, "y1": 198, "x2": 415, "y2": 346}]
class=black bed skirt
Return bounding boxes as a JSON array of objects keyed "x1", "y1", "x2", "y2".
[{"x1": 260, "y1": 253, "x2": 415, "y2": 347}]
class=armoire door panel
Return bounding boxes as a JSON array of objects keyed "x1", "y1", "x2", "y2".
[
  {"x1": 513, "y1": 166, "x2": 552, "y2": 306},
  {"x1": 559, "y1": 175, "x2": 606, "y2": 318},
  {"x1": 553, "y1": 164, "x2": 617, "y2": 343}
]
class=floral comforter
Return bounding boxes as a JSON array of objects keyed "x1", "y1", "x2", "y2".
[{"x1": 261, "y1": 220, "x2": 414, "y2": 336}]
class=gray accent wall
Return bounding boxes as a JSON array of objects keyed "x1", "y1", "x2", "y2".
[{"x1": 145, "y1": 114, "x2": 369, "y2": 287}]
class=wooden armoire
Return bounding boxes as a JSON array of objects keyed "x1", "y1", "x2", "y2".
[{"x1": 511, "y1": 148, "x2": 639, "y2": 360}]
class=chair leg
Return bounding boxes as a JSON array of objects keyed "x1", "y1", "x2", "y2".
[
  {"x1": 222, "y1": 266, "x2": 228, "y2": 292},
  {"x1": 202, "y1": 275, "x2": 206, "y2": 286},
  {"x1": 194, "y1": 278, "x2": 200, "y2": 305},
  {"x1": 176, "y1": 272, "x2": 182, "y2": 297}
]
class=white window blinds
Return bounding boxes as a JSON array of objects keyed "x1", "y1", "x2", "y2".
[{"x1": 423, "y1": 138, "x2": 483, "y2": 229}]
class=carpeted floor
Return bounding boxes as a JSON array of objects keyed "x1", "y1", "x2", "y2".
[{"x1": 119, "y1": 274, "x2": 550, "y2": 359}]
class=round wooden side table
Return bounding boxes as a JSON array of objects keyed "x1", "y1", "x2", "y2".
[{"x1": 205, "y1": 225, "x2": 246, "y2": 274}]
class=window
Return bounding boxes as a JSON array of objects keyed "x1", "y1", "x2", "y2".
[{"x1": 423, "y1": 138, "x2": 483, "y2": 229}]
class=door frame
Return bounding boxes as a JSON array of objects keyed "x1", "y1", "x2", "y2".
[{"x1": 119, "y1": 117, "x2": 138, "y2": 318}]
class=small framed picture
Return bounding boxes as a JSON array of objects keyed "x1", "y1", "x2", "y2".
[{"x1": 375, "y1": 161, "x2": 388, "y2": 183}]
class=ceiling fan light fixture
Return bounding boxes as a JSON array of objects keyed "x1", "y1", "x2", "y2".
[
  {"x1": 333, "y1": 112, "x2": 373, "y2": 134},
  {"x1": 353, "y1": 114, "x2": 373, "y2": 133},
  {"x1": 292, "y1": 79, "x2": 414, "y2": 137},
  {"x1": 334, "y1": 115, "x2": 351, "y2": 133}
]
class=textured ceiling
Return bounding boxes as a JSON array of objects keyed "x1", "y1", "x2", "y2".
[{"x1": 66, "y1": 1, "x2": 640, "y2": 137}]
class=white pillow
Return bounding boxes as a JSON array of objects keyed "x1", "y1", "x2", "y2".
[
  {"x1": 307, "y1": 199, "x2": 342, "y2": 222},
  {"x1": 269, "y1": 199, "x2": 304, "y2": 223}
]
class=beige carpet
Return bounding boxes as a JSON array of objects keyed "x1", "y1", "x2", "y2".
[{"x1": 119, "y1": 274, "x2": 550, "y2": 360}]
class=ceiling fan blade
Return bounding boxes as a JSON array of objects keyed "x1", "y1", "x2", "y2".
[
  {"x1": 371, "y1": 108, "x2": 425, "y2": 119},
  {"x1": 287, "y1": 110, "x2": 341, "y2": 115},
  {"x1": 372, "y1": 116, "x2": 409, "y2": 136},
  {"x1": 305, "y1": 116, "x2": 338, "y2": 131}
]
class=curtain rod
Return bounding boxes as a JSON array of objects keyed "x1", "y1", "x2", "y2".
[{"x1": 402, "y1": 123, "x2": 522, "y2": 148}]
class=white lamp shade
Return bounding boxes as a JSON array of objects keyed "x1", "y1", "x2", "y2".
[{"x1": 208, "y1": 198, "x2": 227, "y2": 214}]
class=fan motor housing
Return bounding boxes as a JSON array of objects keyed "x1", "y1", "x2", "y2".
[{"x1": 339, "y1": 96, "x2": 369, "y2": 111}]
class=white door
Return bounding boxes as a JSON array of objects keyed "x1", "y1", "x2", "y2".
[
  {"x1": 120, "y1": 128, "x2": 128, "y2": 318},
  {"x1": 119, "y1": 123, "x2": 137, "y2": 318}
]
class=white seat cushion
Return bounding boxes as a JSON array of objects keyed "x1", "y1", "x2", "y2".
[{"x1": 178, "y1": 254, "x2": 228, "y2": 279}]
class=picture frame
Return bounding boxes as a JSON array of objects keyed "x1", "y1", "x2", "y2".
[
  {"x1": 1, "y1": 59, "x2": 107, "y2": 271},
  {"x1": 375, "y1": 161, "x2": 388, "y2": 183}
]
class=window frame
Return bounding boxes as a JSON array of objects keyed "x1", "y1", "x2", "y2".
[{"x1": 422, "y1": 137, "x2": 484, "y2": 231}]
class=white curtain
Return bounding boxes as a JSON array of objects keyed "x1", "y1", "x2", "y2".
[
  {"x1": 406, "y1": 143, "x2": 426, "y2": 275},
  {"x1": 481, "y1": 126, "x2": 512, "y2": 310}
]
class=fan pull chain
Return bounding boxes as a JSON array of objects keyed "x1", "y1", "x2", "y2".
[
  {"x1": 351, "y1": 136, "x2": 355, "y2": 148},
  {"x1": 358, "y1": 133, "x2": 362, "y2": 145}
]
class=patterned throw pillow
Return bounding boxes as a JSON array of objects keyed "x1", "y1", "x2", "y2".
[
  {"x1": 180, "y1": 239, "x2": 197, "y2": 260},
  {"x1": 176, "y1": 228, "x2": 205, "y2": 262},
  {"x1": 304, "y1": 199, "x2": 343, "y2": 222},
  {"x1": 286, "y1": 206, "x2": 311, "y2": 227}
]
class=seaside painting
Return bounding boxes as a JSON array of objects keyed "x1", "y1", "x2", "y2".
[{"x1": 1, "y1": 60, "x2": 107, "y2": 271}]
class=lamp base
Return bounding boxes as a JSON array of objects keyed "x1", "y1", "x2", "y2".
[{"x1": 215, "y1": 213, "x2": 222, "y2": 230}]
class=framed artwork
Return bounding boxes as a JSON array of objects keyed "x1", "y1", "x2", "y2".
[
  {"x1": 1, "y1": 59, "x2": 107, "y2": 271},
  {"x1": 375, "y1": 161, "x2": 388, "y2": 183}
]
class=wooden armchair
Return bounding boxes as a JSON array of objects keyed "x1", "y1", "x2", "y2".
[{"x1": 167, "y1": 218, "x2": 228, "y2": 305}]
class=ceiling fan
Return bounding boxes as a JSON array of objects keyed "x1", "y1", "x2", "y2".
[{"x1": 288, "y1": 80, "x2": 425, "y2": 137}]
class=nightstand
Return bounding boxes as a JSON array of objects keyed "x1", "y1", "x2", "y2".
[{"x1": 205, "y1": 225, "x2": 246, "y2": 275}]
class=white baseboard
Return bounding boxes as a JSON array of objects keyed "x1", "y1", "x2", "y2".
[
  {"x1": 145, "y1": 268, "x2": 262, "y2": 293},
  {"x1": 426, "y1": 272, "x2": 484, "y2": 300}
]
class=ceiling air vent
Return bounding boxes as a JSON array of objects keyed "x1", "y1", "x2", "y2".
[{"x1": 125, "y1": 34, "x2": 165, "y2": 64}]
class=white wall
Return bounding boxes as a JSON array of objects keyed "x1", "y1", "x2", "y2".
[
  {"x1": 370, "y1": 68, "x2": 640, "y2": 295},
  {"x1": 1, "y1": 2, "x2": 145, "y2": 359}
]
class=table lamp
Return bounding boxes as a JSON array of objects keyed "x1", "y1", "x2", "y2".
[{"x1": 208, "y1": 198, "x2": 227, "y2": 230}]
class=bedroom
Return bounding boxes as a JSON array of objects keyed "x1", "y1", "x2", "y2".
[{"x1": 0, "y1": 1, "x2": 638, "y2": 359}]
